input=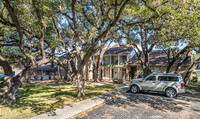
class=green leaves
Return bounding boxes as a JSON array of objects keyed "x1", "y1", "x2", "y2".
[{"x1": 0, "y1": 0, "x2": 199, "y2": 66}]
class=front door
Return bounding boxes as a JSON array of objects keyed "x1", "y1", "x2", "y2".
[{"x1": 130, "y1": 66, "x2": 137, "y2": 79}]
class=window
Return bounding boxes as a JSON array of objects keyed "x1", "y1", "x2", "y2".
[
  {"x1": 158, "y1": 76, "x2": 168, "y2": 81},
  {"x1": 158, "y1": 76, "x2": 179, "y2": 82},
  {"x1": 146, "y1": 76, "x2": 156, "y2": 81},
  {"x1": 122, "y1": 56, "x2": 127, "y2": 62},
  {"x1": 112, "y1": 69, "x2": 114, "y2": 78},
  {"x1": 168, "y1": 76, "x2": 179, "y2": 82},
  {"x1": 111, "y1": 56, "x2": 114, "y2": 64},
  {"x1": 154, "y1": 68, "x2": 159, "y2": 74}
]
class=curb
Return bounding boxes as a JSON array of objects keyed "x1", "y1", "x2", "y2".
[{"x1": 30, "y1": 86, "x2": 129, "y2": 119}]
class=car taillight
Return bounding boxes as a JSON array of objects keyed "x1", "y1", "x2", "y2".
[{"x1": 181, "y1": 83, "x2": 184, "y2": 88}]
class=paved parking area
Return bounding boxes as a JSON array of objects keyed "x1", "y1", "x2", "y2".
[{"x1": 75, "y1": 92, "x2": 200, "y2": 119}]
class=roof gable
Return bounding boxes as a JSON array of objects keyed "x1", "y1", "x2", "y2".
[
  {"x1": 128, "y1": 50, "x2": 192, "y2": 66},
  {"x1": 37, "y1": 65, "x2": 58, "y2": 71},
  {"x1": 104, "y1": 44, "x2": 133, "y2": 55}
]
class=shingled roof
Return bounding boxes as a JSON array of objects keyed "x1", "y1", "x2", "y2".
[
  {"x1": 37, "y1": 65, "x2": 58, "y2": 71},
  {"x1": 59, "y1": 50, "x2": 77, "y2": 58},
  {"x1": 128, "y1": 50, "x2": 192, "y2": 66},
  {"x1": 104, "y1": 44, "x2": 133, "y2": 55}
]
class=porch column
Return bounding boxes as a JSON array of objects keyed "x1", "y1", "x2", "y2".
[
  {"x1": 89, "y1": 57, "x2": 93, "y2": 80},
  {"x1": 102, "y1": 56, "x2": 104, "y2": 65},
  {"x1": 51, "y1": 72, "x2": 54, "y2": 80},
  {"x1": 118, "y1": 67, "x2": 120, "y2": 80},
  {"x1": 118, "y1": 55, "x2": 120, "y2": 65},
  {"x1": 102, "y1": 66, "x2": 104, "y2": 80},
  {"x1": 126, "y1": 67, "x2": 129, "y2": 80},
  {"x1": 118, "y1": 55, "x2": 120, "y2": 80},
  {"x1": 110, "y1": 67, "x2": 112, "y2": 79},
  {"x1": 110, "y1": 55, "x2": 111, "y2": 65},
  {"x1": 57, "y1": 65, "x2": 61, "y2": 80}
]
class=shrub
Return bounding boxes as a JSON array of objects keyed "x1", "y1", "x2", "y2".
[
  {"x1": 112, "y1": 78, "x2": 123, "y2": 84},
  {"x1": 0, "y1": 77, "x2": 4, "y2": 88}
]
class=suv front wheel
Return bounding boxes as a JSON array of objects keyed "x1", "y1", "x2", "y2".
[
  {"x1": 165, "y1": 88, "x2": 177, "y2": 98},
  {"x1": 131, "y1": 85, "x2": 139, "y2": 94}
]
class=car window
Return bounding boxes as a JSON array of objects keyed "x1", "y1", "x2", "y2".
[
  {"x1": 168, "y1": 76, "x2": 179, "y2": 82},
  {"x1": 145, "y1": 76, "x2": 156, "y2": 81},
  {"x1": 158, "y1": 76, "x2": 168, "y2": 81}
]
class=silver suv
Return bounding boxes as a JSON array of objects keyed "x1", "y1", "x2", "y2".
[{"x1": 129, "y1": 73, "x2": 186, "y2": 97}]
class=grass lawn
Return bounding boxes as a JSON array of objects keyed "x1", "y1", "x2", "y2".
[
  {"x1": 186, "y1": 83, "x2": 200, "y2": 92},
  {"x1": 0, "y1": 83, "x2": 121, "y2": 119}
]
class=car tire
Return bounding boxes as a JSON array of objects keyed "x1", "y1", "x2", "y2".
[
  {"x1": 165, "y1": 88, "x2": 177, "y2": 98},
  {"x1": 131, "y1": 85, "x2": 139, "y2": 94}
]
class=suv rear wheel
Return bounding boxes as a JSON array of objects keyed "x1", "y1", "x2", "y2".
[
  {"x1": 165, "y1": 88, "x2": 177, "y2": 98},
  {"x1": 131, "y1": 85, "x2": 139, "y2": 94}
]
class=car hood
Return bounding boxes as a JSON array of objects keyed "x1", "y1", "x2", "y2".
[{"x1": 132, "y1": 78, "x2": 143, "y2": 81}]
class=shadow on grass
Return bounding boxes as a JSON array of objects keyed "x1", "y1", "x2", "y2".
[
  {"x1": 6, "y1": 83, "x2": 76, "y2": 115},
  {"x1": 2, "y1": 83, "x2": 120, "y2": 116},
  {"x1": 86, "y1": 85, "x2": 120, "y2": 91},
  {"x1": 51, "y1": 91, "x2": 77, "y2": 98},
  {"x1": 186, "y1": 83, "x2": 200, "y2": 92}
]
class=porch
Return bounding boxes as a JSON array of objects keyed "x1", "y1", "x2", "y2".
[{"x1": 101, "y1": 66, "x2": 130, "y2": 81}]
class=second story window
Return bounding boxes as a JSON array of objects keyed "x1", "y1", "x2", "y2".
[
  {"x1": 111, "y1": 56, "x2": 114, "y2": 65},
  {"x1": 122, "y1": 56, "x2": 127, "y2": 63}
]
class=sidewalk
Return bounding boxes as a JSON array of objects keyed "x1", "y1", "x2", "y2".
[{"x1": 30, "y1": 86, "x2": 129, "y2": 119}]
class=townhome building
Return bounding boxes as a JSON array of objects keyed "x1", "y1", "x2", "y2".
[
  {"x1": 127, "y1": 50, "x2": 193, "y2": 79},
  {"x1": 89, "y1": 44, "x2": 135, "y2": 81},
  {"x1": 34, "y1": 44, "x2": 193, "y2": 81},
  {"x1": 89, "y1": 45, "x2": 192, "y2": 81}
]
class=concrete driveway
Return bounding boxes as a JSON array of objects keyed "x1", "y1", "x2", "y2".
[{"x1": 75, "y1": 91, "x2": 200, "y2": 119}]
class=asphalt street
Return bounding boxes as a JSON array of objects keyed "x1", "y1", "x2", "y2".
[{"x1": 75, "y1": 91, "x2": 200, "y2": 119}]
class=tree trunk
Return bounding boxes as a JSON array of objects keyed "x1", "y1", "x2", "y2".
[
  {"x1": 57, "y1": 65, "x2": 61, "y2": 80},
  {"x1": 93, "y1": 59, "x2": 100, "y2": 82},
  {"x1": 183, "y1": 57, "x2": 200, "y2": 85},
  {"x1": 143, "y1": 67, "x2": 151, "y2": 78},
  {"x1": 143, "y1": 52, "x2": 151, "y2": 78},
  {"x1": 166, "y1": 47, "x2": 189, "y2": 73},
  {"x1": 77, "y1": 69, "x2": 85, "y2": 99},
  {"x1": 174, "y1": 54, "x2": 189, "y2": 73},
  {"x1": 140, "y1": 25, "x2": 152, "y2": 78},
  {"x1": 183, "y1": 65, "x2": 194, "y2": 85},
  {"x1": 0, "y1": 56, "x2": 14, "y2": 104},
  {"x1": 1, "y1": 77, "x2": 22, "y2": 104},
  {"x1": 26, "y1": 69, "x2": 33, "y2": 83},
  {"x1": 166, "y1": 61, "x2": 174, "y2": 73},
  {"x1": 96, "y1": 66, "x2": 101, "y2": 82},
  {"x1": 93, "y1": 44, "x2": 110, "y2": 82},
  {"x1": 93, "y1": 64, "x2": 98, "y2": 82},
  {"x1": 1, "y1": 67, "x2": 30, "y2": 104}
]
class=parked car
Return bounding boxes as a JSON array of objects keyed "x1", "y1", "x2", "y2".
[{"x1": 129, "y1": 73, "x2": 186, "y2": 97}]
